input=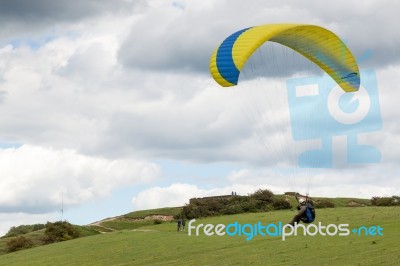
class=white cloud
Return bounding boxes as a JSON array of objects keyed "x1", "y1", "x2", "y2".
[
  {"x1": 1, "y1": 0, "x2": 398, "y2": 166},
  {"x1": 0, "y1": 144, "x2": 160, "y2": 213},
  {"x1": 226, "y1": 166, "x2": 400, "y2": 198},
  {"x1": 0, "y1": 0, "x2": 140, "y2": 41},
  {"x1": 118, "y1": 0, "x2": 400, "y2": 72}
]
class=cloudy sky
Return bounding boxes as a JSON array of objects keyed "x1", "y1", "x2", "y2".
[{"x1": 0, "y1": 0, "x2": 399, "y2": 236}]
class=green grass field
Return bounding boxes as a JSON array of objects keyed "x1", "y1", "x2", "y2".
[{"x1": 0, "y1": 206, "x2": 398, "y2": 265}]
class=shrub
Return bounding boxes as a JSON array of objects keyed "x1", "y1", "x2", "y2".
[
  {"x1": 180, "y1": 188, "x2": 276, "y2": 219},
  {"x1": 6, "y1": 236, "x2": 33, "y2": 252},
  {"x1": 153, "y1": 219, "x2": 163, "y2": 225},
  {"x1": 273, "y1": 199, "x2": 292, "y2": 210},
  {"x1": 372, "y1": 196, "x2": 400, "y2": 206},
  {"x1": 392, "y1": 196, "x2": 400, "y2": 206},
  {"x1": 314, "y1": 199, "x2": 335, "y2": 208},
  {"x1": 250, "y1": 189, "x2": 274, "y2": 204},
  {"x1": 375, "y1": 197, "x2": 398, "y2": 206},
  {"x1": 181, "y1": 205, "x2": 193, "y2": 219},
  {"x1": 371, "y1": 196, "x2": 380, "y2": 206},
  {"x1": 181, "y1": 204, "x2": 211, "y2": 219},
  {"x1": 238, "y1": 199, "x2": 259, "y2": 213},
  {"x1": 221, "y1": 204, "x2": 243, "y2": 215},
  {"x1": 206, "y1": 199, "x2": 223, "y2": 214},
  {"x1": 3, "y1": 224, "x2": 46, "y2": 238},
  {"x1": 42, "y1": 221, "x2": 81, "y2": 244}
]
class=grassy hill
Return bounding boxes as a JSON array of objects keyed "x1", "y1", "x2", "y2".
[
  {"x1": 0, "y1": 207, "x2": 182, "y2": 254},
  {"x1": 0, "y1": 225, "x2": 99, "y2": 256},
  {"x1": 0, "y1": 205, "x2": 399, "y2": 265},
  {"x1": 87, "y1": 197, "x2": 370, "y2": 232}
]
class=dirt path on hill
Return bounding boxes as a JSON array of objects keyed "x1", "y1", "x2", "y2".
[
  {"x1": 88, "y1": 217, "x2": 119, "y2": 232},
  {"x1": 132, "y1": 229, "x2": 159, "y2": 232}
]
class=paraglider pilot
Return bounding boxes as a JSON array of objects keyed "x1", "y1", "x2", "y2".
[{"x1": 289, "y1": 194, "x2": 316, "y2": 226}]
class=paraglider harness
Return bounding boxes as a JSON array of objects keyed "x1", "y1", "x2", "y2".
[{"x1": 298, "y1": 195, "x2": 316, "y2": 223}]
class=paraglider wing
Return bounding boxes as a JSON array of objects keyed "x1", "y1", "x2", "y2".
[{"x1": 209, "y1": 24, "x2": 360, "y2": 92}]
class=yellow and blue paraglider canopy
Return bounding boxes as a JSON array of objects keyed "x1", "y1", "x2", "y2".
[{"x1": 209, "y1": 24, "x2": 360, "y2": 92}]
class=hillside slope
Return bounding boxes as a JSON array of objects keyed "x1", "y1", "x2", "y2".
[{"x1": 0, "y1": 206, "x2": 398, "y2": 265}]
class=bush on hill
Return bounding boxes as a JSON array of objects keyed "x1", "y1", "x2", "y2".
[
  {"x1": 3, "y1": 224, "x2": 46, "y2": 238},
  {"x1": 372, "y1": 196, "x2": 400, "y2": 206},
  {"x1": 314, "y1": 199, "x2": 335, "y2": 208},
  {"x1": 181, "y1": 189, "x2": 275, "y2": 219},
  {"x1": 272, "y1": 198, "x2": 292, "y2": 210},
  {"x1": 250, "y1": 189, "x2": 274, "y2": 204},
  {"x1": 6, "y1": 236, "x2": 34, "y2": 253},
  {"x1": 42, "y1": 221, "x2": 81, "y2": 244}
]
